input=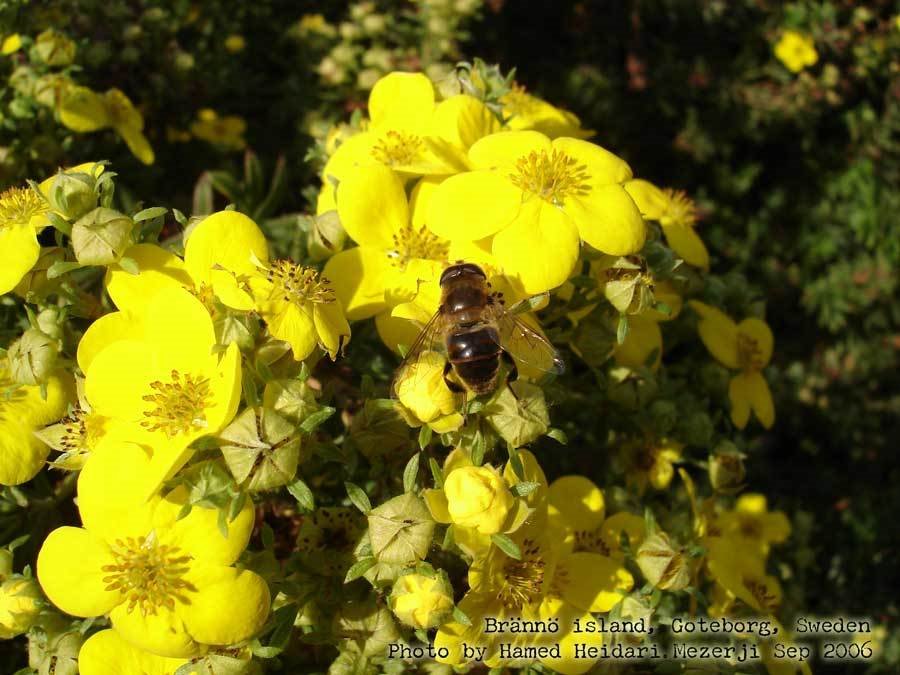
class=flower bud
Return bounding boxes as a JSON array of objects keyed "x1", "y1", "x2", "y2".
[
  {"x1": 8, "y1": 328, "x2": 59, "y2": 386},
  {"x1": 395, "y1": 350, "x2": 463, "y2": 433},
  {"x1": 219, "y1": 408, "x2": 302, "y2": 491},
  {"x1": 338, "y1": 22, "x2": 361, "y2": 41},
  {"x1": 47, "y1": 171, "x2": 98, "y2": 222},
  {"x1": 307, "y1": 210, "x2": 347, "y2": 262},
  {"x1": 636, "y1": 532, "x2": 691, "y2": 591},
  {"x1": 71, "y1": 207, "x2": 134, "y2": 265},
  {"x1": 362, "y1": 14, "x2": 386, "y2": 35},
  {"x1": 14, "y1": 247, "x2": 66, "y2": 299},
  {"x1": 356, "y1": 68, "x2": 381, "y2": 92},
  {"x1": 390, "y1": 572, "x2": 454, "y2": 629},
  {"x1": 35, "y1": 308, "x2": 65, "y2": 341},
  {"x1": 709, "y1": 443, "x2": 746, "y2": 494},
  {"x1": 444, "y1": 465, "x2": 514, "y2": 535},
  {"x1": 0, "y1": 577, "x2": 43, "y2": 638},
  {"x1": 174, "y1": 51, "x2": 195, "y2": 71},
  {"x1": 36, "y1": 631, "x2": 81, "y2": 675},
  {"x1": 368, "y1": 493, "x2": 435, "y2": 564},
  {"x1": 32, "y1": 29, "x2": 76, "y2": 67},
  {"x1": 0, "y1": 550, "x2": 12, "y2": 580}
]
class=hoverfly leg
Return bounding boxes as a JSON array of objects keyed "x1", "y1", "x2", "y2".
[{"x1": 501, "y1": 350, "x2": 520, "y2": 400}]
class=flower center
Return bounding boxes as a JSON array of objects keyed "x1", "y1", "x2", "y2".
[
  {"x1": 660, "y1": 189, "x2": 696, "y2": 229},
  {"x1": 371, "y1": 130, "x2": 424, "y2": 166},
  {"x1": 0, "y1": 187, "x2": 48, "y2": 228},
  {"x1": 496, "y1": 538, "x2": 545, "y2": 610},
  {"x1": 737, "y1": 333, "x2": 764, "y2": 371},
  {"x1": 388, "y1": 224, "x2": 449, "y2": 268},
  {"x1": 58, "y1": 407, "x2": 105, "y2": 453},
  {"x1": 102, "y1": 535, "x2": 195, "y2": 615},
  {"x1": 572, "y1": 527, "x2": 611, "y2": 556},
  {"x1": 141, "y1": 370, "x2": 212, "y2": 437},
  {"x1": 188, "y1": 281, "x2": 218, "y2": 313},
  {"x1": 502, "y1": 84, "x2": 540, "y2": 118},
  {"x1": 267, "y1": 260, "x2": 335, "y2": 304},
  {"x1": 509, "y1": 148, "x2": 590, "y2": 205}
]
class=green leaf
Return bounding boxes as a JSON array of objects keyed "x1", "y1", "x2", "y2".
[
  {"x1": 300, "y1": 406, "x2": 335, "y2": 434},
  {"x1": 344, "y1": 556, "x2": 377, "y2": 583},
  {"x1": 616, "y1": 314, "x2": 629, "y2": 345},
  {"x1": 287, "y1": 478, "x2": 315, "y2": 511},
  {"x1": 345, "y1": 481, "x2": 372, "y2": 514},
  {"x1": 546, "y1": 427, "x2": 568, "y2": 444},
  {"x1": 46, "y1": 211, "x2": 72, "y2": 236},
  {"x1": 172, "y1": 208, "x2": 187, "y2": 225},
  {"x1": 491, "y1": 533, "x2": 521, "y2": 560},
  {"x1": 417, "y1": 424, "x2": 433, "y2": 450},
  {"x1": 452, "y1": 605, "x2": 472, "y2": 626},
  {"x1": 47, "y1": 261, "x2": 83, "y2": 279},
  {"x1": 133, "y1": 206, "x2": 167, "y2": 222},
  {"x1": 428, "y1": 457, "x2": 444, "y2": 489},
  {"x1": 192, "y1": 172, "x2": 215, "y2": 216},
  {"x1": 117, "y1": 256, "x2": 139, "y2": 275},
  {"x1": 403, "y1": 452, "x2": 420, "y2": 493}
]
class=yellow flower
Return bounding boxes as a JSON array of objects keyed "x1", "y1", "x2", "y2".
[
  {"x1": 103, "y1": 210, "x2": 268, "y2": 314},
  {"x1": 35, "y1": 378, "x2": 108, "y2": 471},
  {"x1": 705, "y1": 536, "x2": 782, "y2": 614},
  {"x1": 395, "y1": 351, "x2": 464, "y2": 433},
  {"x1": 0, "y1": 361, "x2": 73, "y2": 485},
  {"x1": 690, "y1": 300, "x2": 775, "y2": 429},
  {"x1": 427, "y1": 130, "x2": 646, "y2": 294},
  {"x1": 322, "y1": 164, "x2": 448, "y2": 321},
  {"x1": 59, "y1": 87, "x2": 155, "y2": 164},
  {"x1": 446, "y1": 465, "x2": 515, "y2": 534},
  {"x1": 436, "y1": 518, "x2": 632, "y2": 675},
  {"x1": 390, "y1": 572, "x2": 453, "y2": 629},
  {"x1": 249, "y1": 259, "x2": 350, "y2": 361},
  {"x1": 78, "y1": 629, "x2": 189, "y2": 675},
  {"x1": 712, "y1": 493, "x2": 790, "y2": 559},
  {"x1": 625, "y1": 438, "x2": 684, "y2": 492},
  {"x1": 190, "y1": 109, "x2": 247, "y2": 151},
  {"x1": 774, "y1": 30, "x2": 818, "y2": 73},
  {"x1": 547, "y1": 475, "x2": 646, "y2": 559},
  {"x1": 38, "y1": 443, "x2": 270, "y2": 658},
  {"x1": 624, "y1": 179, "x2": 709, "y2": 269},
  {"x1": 0, "y1": 576, "x2": 43, "y2": 638},
  {"x1": 319, "y1": 71, "x2": 498, "y2": 202},
  {"x1": 82, "y1": 286, "x2": 241, "y2": 497},
  {"x1": 1, "y1": 34, "x2": 22, "y2": 55},
  {"x1": 224, "y1": 34, "x2": 246, "y2": 53},
  {"x1": 501, "y1": 83, "x2": 593, "y2": 139}
]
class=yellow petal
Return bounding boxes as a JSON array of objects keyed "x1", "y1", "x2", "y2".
[
  {"x1": 184, "y1": 210, "x2": 269, "y2": 310},
  {"x1": 106, "y1": 244, "x2": 192, "y2": 311},
  {"x1": 549, "y1": 476, "x2": 605, "y2": 532},
  {"x1": 0, "y1": 417, "x2": 52, "y2": 486},
  {"x1": 689, "y1": 300, "x2": 740, "y2": 369},
  {"x1": 368, "y1": 72, "x2": 435, "y2": 133},
  {"x1": 492, "y1": 200, "x2": 580, "y2": 294},
  {"x1": 85, "y1": 340, "x2": 159, "y2": 422},
  {"x1": 266, "y1": 300, "x2": 317, "y2": 361},
  {"x1": 323, "y1": 246, "x2": 391, "y2": 319},
  {"x1": 426, "y1": 170, "x2": 522, "y2": 241},
  {"x1": 374, "y1": 309, "x2": 422, "y2": 355},
  {"x1": 0, "y1": 224, "x2": 40, "y2": 295},
  {"x1": 557, "y1": 552, "x2": 634, "y2": 612},
  {"x1": 110, "y1": 602, "x2": 198, "y2": 658},
  {"x1": 538, "y1": 599, "x2": 603, "y2": 675},
  {"x1": 179, "y1": 563, "x2": 270, "y2": 647},
  {"x1": 314, "y1": 300, "x2": 350, "y2": 359},
  {"x1": 154, "y1": 485, "x2": 254, "y2": 565},
  {"x1": 76, "y1": 311, "x2": 139, "y2": 374},
  {"x1": 77, "y1": 442, "x2": 159, "y2": 542},
  {"x1": 320, "y1": 132, "x2": 379, "y2": 185},
  {"x1": 78, "y1": 629, "x2": 188, "y2": 675},
  {"x1": 623, "y1": 179, "x2": 668, "y2": 220},
  {"x1": 410, "y1": 175, "x2": 444, "y2": 231},
  {"x1": 614, "y1": 315, "x2": 662, "y2": 370},
  {"x1": 567, "y1": 183, "x2": 646, "y2": 256},
  {"x1": 116, "y1": 123, "x2": 155, "y2": 165},
  {"x1": 737, "y1": 318, "x2": 774, "y2": 367},
  {"x1": 37, "y1": 527, "x2": 121, "y2": 617},
  {"x1": 142, "y1": 287, "x2": 217, "y2": 369},
  {"x1": 552, "y1": 137, "x2": 633, "y2": 185},
  {"x1": 423, "y1": 488, "x2": 451, "y2": 523},
  {"x1": 728, "y1": 373, "x2": 753, "y2": 429},
  {"x1": 1, "y1": 34, "x2": 22, "y2": 55},
  {"x1": 663, "y1": 222, "x2": 709, "y2": 270},
  {"x1": 432, "y1": 95, "x2": 501, "y2": 151},
  {"x1": 731, "y1": 370, "x2": 774, "y2": 429},
  {"x1": 336, "y1": 163, "x2": 408, "y2": 248},
  {"x1": 599, "y1": 512, "x2": 646, "y2": 557},
  {"x1": 58, "y1": 86, "x2": 110, "y2": 132},
  {"x1": 468, "y1": 130, "x2": 550, "y2": 170}
]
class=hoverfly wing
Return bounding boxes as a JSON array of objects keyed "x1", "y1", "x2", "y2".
[
  {"x1": 389, "y1": 309, "x2": 448, "y2": 400},
  {"x1": 491, "y1": 306, "x2": 565, "y2": 375}
]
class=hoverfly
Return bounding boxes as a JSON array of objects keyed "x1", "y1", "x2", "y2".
[{"x1": 392, "y1": 262, "x2": 564, "y2": 399}]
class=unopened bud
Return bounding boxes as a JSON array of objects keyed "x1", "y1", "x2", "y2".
[
  {"x1": 0, "y1": 577, "x2": 43, "y2": 638},
  {"x1": 47, "y1": 171, "x2": 97, "y2": 222},
  {"x1": 307, "y1": 210, "x2": 347, "y2": 262},
  {"x1": 709, "y1": 442, "x2": 746, "y2": 494},
  {"x1": 71, "y1": 208, "x2": 134, "y2": 265},
  {"x1": 32, "y1": 30, "x2": 76, "y2": 67},
  {"x1": 8, "y1": 328, "x2": 59, "y2": 386},
  {"x1": 14, "y1": 247, "x2": 66, "y2": 299},
  {"x1": 390, "y1": 572, "x2": 454, "y2": 629},
  {"x1": 636, "y1": 532, "x2": 691, "y2": 591},
  {"x1": 37, "y1": 631, "x2": 81, "y2": 675}
]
